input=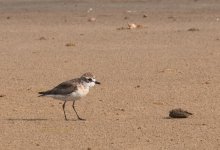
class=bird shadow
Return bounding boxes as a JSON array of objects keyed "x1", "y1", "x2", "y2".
[
  {"x1": 6, "y1": 118, "x2": 85, "y2": 122},
  {"x1": 6, "y1": 118, "x2": 48, "y2": 121},
  {"x1": 67, "y1": 119, "x2": 86, "y2": 122}
]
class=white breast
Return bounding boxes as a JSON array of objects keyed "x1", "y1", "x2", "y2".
[{"x1": 70, "y1": 85, "x2": 89, "y2": 100}]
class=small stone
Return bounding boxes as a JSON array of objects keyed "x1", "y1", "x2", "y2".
[
  {"x1": 169, "y1": 108, "x2": 193, "y2": 118},
  {"x1": 135, "y1": 85, "x2": 140, "y2": 88},
  {"x1": 128, "y1": 23, "x2": 137, "y2": 29},
  {"x1": 204, "y1": 81, "x2": 210, "y2": 84},
  {"x1": 117, "y1": 27, "x2": 126, "y2": 30},
  {"x1": 38, "y1": 37, "x2": 47, "y2": 40},
  {"x1": 128, "y1": 23, "x2": 143, "y2": 29},
  {"x1": 87, "y1": 8, "x2": 93, "y2": 13},
  {"x1": 143, "y1": 14, "x2": 147, "y2": 18},
  {"x1": 0, "y1": 95, "x2": 5, "y2": 97},
  {"x1": 187, "y1": 28, "x2": 200, "y2": 32},
  {"x1": 88, "y1": 17, "x2": 96, "y2": 22},
  {"x1": 65, "y1": 43, "x2": 75, "y2": 47}
]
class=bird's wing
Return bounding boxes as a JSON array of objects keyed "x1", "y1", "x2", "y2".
[{"x1": 39, "y1": 79, "x2": 79, "y2": 96}]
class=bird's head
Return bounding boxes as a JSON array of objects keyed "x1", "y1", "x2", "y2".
[{"x1": 81, "y1": 72, "x2": 101, "y2": 88}]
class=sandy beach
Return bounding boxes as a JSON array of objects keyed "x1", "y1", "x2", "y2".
[{"x1": 0, "y1": 0, "x2": 220, "y2": 149}]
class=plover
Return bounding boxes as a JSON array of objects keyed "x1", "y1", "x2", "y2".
[{"x1": 38, "y1": 72, "x2": 100, "y2": 121}]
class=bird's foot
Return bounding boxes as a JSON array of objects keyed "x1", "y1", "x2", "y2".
[{"x1": 78, "y1": 117, "x2": 86, "y2": 121}]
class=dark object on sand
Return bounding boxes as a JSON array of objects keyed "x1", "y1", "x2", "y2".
[
  {"x1": 169, "y1": 108, "x2": 192, "y2": 118},
  {"x1": 0, "y1": 94, "x2": 6, "y2": 97},
  {"x1": 187, "y1": 28, "x2": 200, "y2": 32}
]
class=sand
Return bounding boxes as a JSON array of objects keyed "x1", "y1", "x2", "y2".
[{"x1": 0, "y1": 0, "x2": 220, "y2": 149}]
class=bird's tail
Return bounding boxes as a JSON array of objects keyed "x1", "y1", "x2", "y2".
[{"x1": 38, "y1": 91, "x2": 46, "y2": 97}]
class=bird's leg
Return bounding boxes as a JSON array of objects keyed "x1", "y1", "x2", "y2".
[
  {"x1": 72, "y1": 100, "x2": 85, "y2": 121},
  {"x1": 62, "y1": 101, "x2": 68, "y2": 121}
]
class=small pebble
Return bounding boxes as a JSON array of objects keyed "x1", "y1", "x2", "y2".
[
  {"x1": 143, "y1": 14, "x2": 147, "y2": 18},
  {"x1": 135, "y1": 85, "x2": 140, "y2": 88},
  {"x1": 169, "y1": 108, "x2": 192, "y2": 118},
  {"x1": 87, "y1": 8, "x2": 93, "y2": 13},
  {"x1": 39, "y1": 37, "x2": 47, "y2": 40},
  {"x1": 88, "y1": 17, "x2": 96, "y2": 22},
  {"x1": 187, "y1": 28, "x2": 200, "y2": 32},
  {"x1": 0, "y1": 95, "x2": 5, "y2": 97},
  {"x1": 65, "y1": 43, "x2": 75, "y2": 47},
  {"x1": 120, "y1": 108, "x2": 125, "y2": 111}
]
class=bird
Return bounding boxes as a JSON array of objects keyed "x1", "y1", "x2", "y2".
[{"x1": 38, "y1": 72, "x2": 100, "y2": 121}]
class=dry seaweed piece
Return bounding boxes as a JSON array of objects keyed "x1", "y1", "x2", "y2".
[{"x1": 169, "y1": 108, "x2": 192, "y2": 118}]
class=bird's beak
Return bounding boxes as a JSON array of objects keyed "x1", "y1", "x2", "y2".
[{"x1": 95, "y1": 81, "x2": 101, "y2": 84}]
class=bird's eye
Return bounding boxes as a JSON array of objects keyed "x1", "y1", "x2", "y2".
[{"x1": 88, "y1": 78, "x2": 93, "y2": 82}]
